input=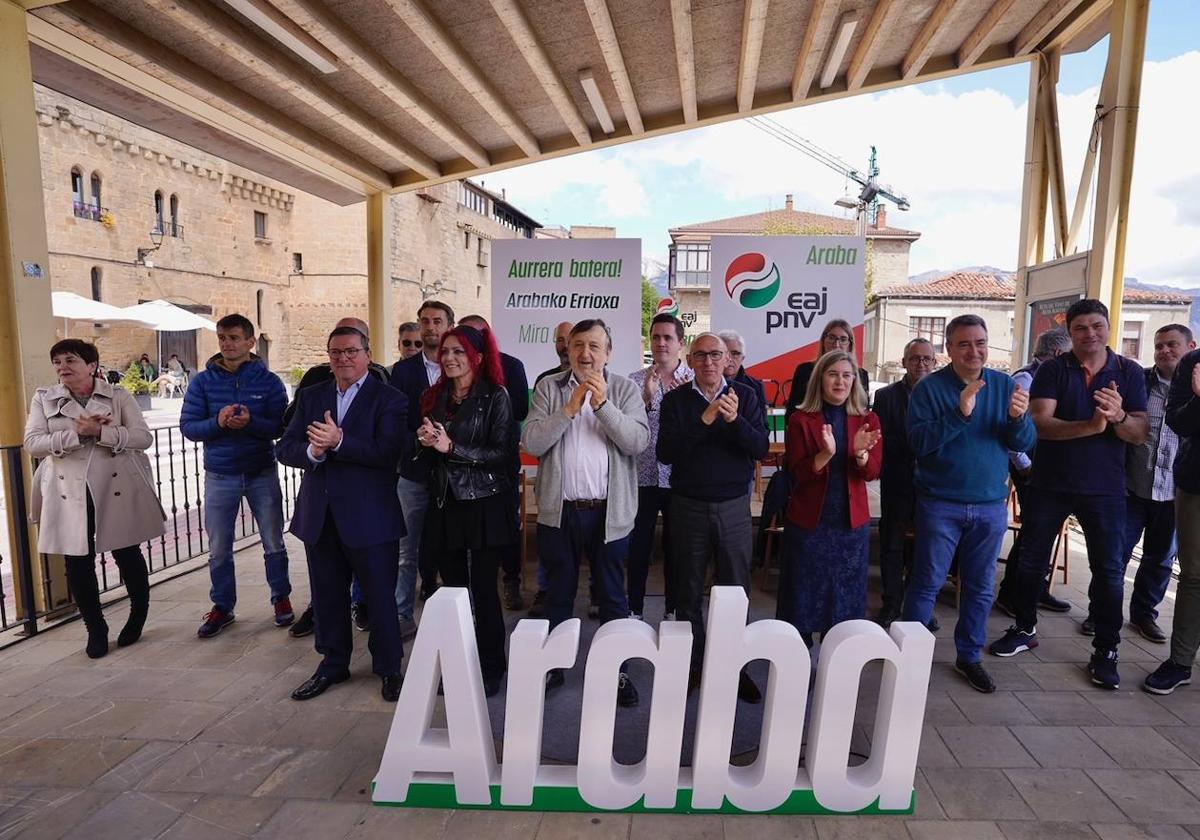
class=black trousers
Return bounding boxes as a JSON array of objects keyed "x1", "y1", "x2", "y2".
[
  {"x1": 64, "y1": 493, "x2": 149, "y2": 627},
  {"x1": 626, "y1": 486, "x2": 675, "y2": 615},
  {"x1": 440, "y1": 547, "x2": 507, "y2": 679},
  {"x1": 669, "y1": 494, "x2": 753, "y2": 668},
  {"x1": 306, "y1": 511, "x2": 402, "y2": 679},
  {"x1": 500, "y1": 466, "x2": 523, "y2": 585},
  {"x1": 878, "y1": 485, "x2": 915, "y2": 612}
]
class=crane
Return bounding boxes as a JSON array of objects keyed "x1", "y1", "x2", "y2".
[{"x1": 746, "y1": 115, "x2": 910, "y2": 232}]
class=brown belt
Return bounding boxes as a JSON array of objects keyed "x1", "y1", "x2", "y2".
[{"x1": 565, "y1": 499, "x2": 606, "y2": 510}]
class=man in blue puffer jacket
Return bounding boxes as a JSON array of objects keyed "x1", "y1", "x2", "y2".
[{"x1": 182, "y1": 313, "x2": 292, "y2": 638}]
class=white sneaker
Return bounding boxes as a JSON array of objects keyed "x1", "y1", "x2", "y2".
[
  {"x1": 663, "y1": 611, "x2": 676, "y2": 622},
  {"x1": 630, "y1": 612, "x2": 643, "y2": 621}
]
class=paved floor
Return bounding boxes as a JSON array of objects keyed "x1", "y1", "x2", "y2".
[{"x1": 0, "y1": 530, "x2": 1198, "y2": 839}]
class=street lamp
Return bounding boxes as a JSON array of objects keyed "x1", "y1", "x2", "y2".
[{"x1": 136, "y1": 228, "x2": 165, "y2": 266}]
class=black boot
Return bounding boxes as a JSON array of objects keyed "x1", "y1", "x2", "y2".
[
  {"x1": 65, "y1": 555, "x2": 108, "y2": 659},
  {"x1": 115, "y1": 549, "x2": 150, "y2": 647}
]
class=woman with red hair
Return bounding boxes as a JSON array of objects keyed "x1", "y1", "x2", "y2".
[{"x1": 416, "y1": 324, "x2": 516, "y2": 696}]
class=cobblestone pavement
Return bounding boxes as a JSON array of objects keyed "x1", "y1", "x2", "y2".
[{"x1": 0, "y1": 529, "x2": 1197, "y2": 839}]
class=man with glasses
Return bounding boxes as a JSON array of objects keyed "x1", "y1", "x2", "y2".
[
  {"x1": 873, "y1": 338, "x2": 936, "y2": 627},
  {"x1": 281, "y1": 317, "x2": 390, "y2": 638},
  {"x1": 658, "y1": 333, "x2": 769, "y2": 702},
  {"x1": 719, "y1": 329, "x2": 770, "y2": 434},
  {"x1": 182, "y1": 313, "x2": 292, "y2": 638},
  {"x1": 396, "y1": 322, "x2": 422, "y2": 363},
  {"x1": 278, "y1": 326, "x2": 408, "y2": 702},
  {"x1": 785, "y1": 319, "x2": 871, "y2": 421}
]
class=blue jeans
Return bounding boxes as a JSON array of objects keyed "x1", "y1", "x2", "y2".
[
  {"x1": 205, "y1": 467, "x2": 290, "y2": 612},
  {"x1": 1017, "y1": 488, "x2": 1126, "y2": 652},
  {"x1": 902, "y1": 496, "x2": 1008, "y2": 664},
  {"x1": 392, "y1": 475, "x2": 428, "y2": 622},
  {"x1": 538, "y1": 504, "x2": 630, "y2": 629},
  {"x1": 1114, "y1": 494, "x2": 1177, "y2": 622}
]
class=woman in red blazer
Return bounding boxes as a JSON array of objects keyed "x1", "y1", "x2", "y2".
[{"x1": 779, "y1": 350, "x2": 882, "y2": 643}]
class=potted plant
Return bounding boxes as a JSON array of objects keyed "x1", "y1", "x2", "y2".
[{"x1": 121, "y1": 363, "x2": 153, "y2": 410}]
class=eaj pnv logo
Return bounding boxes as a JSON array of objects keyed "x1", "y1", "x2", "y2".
[{"x1": 724, "y1": 252, "x2": 781, "y2": 309}]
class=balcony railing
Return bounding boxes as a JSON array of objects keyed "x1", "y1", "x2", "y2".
[
  {"x1": 72, "y1": 201, "x2": 105, "y2": 222},
  {"x1": 0, "y1": 427, "x2": 302, "y2": 646}
]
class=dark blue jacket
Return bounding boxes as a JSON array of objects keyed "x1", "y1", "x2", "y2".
[
  {"x1": 389, "y1": 353, "x2": 435, "y2": 481},
  {"x1": 657, "y1": 379, "x2": 769, "y2": 502},
  {"x1": 275, "y1": 376, "x2": 408, "y2": 549},
  {"x1": 1168, "y1": 347, "x2": 1200, "y2": 494},
  {"x1": 180, "y1": 354, "x2": 287, "y2": 475}
]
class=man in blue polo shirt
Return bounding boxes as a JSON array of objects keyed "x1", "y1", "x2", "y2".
[{"x1": 990, "y1": 299, "x2": 1148, "y2": 690}]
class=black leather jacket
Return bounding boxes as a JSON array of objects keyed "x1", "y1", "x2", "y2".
[{"x1": 421, "y1": 381, "x2": 514, "y2": 506}]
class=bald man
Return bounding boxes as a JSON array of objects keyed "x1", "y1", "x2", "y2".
[
  {"x1": 535, "y1": 321, "x2": 574, "y2": 384},
  {"x1": 283, "y1": 316, "x2": 392, "y2": 638}
]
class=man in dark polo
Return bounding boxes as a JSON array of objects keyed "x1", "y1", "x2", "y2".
[
  {"x1": 657, "y1": 332, "x2": 769, "y2": 702},
  {"x1": 991, "y1": 299, "x2": 1148, "y2": 691}
]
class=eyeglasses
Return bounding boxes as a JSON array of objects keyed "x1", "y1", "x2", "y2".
[
  {"x1": 908, "y1": 356, "x2": 936, "y2": 366},
  {"x1": 824, "y1": 335, "x2": 852, "y2": 346},
  {"x1": 328, "y1": 348, "x2": 364, "y2": 359},
  {"x1": 691, "y1": 351, "x2": 726, "y2": 363},
  {"x1": 401, "y1": 339, "x2": 423, "y2": 348}
]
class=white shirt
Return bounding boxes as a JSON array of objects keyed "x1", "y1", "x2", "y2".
[
  {"x1": 422, "y1": 353, "x2": 442, "y2": 387},
  {"x1": 691, "y1": 376, "x2": 728, "y2": 403},
  {"x1": 308, "y1": 372, "x2": 368, "y2": 464},
  {"x1": 561, "y1": 375, "x2": 610, "y2": 501}
]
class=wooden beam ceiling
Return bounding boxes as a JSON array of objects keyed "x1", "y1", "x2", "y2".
[
  {"x1": 791, "y1": 0, "x2": 837, "y2": 100},
  {"x1": 958, "y1": 0, "x2": 1018, "y2": 68},
  {"x1": 582, "y1": 0, "x2": 643, "y2": 135},
  {"x1": 1014, "y1": 0, "x2": 1091, "y2": 55},
  {"x1": 381, "y1": 0, "x2": 540, "y2": 156},
  {"x1": 847, "y1": 0, "x2": 903, "y2": 90},
  {"x1": 486, "y1": 0, "x2": 593, "y2": 146},
  {"x1": 903, "y1": 0, "x2": 961, "y2": 79},
  {"x1": 736, "y1": 0, "x2": 769, "y2": 113},
  {"x1": 270, "y1": 0, "x2": 490, "y2": 168},
  {"x1": 669, "y1": 0, "x2": 697, "y2": 124}
]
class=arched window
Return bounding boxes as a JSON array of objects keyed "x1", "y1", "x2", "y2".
[
  {"x1": 90, "y1": 266, "x2": 102, "y2": 302},
  {"x1": 89, "y1": 172, "x2": 102, "y2": 211},
  {"x1": 153, "y1": 190, "x2": 164, "y2": 233},
  {"x1": 256, "y1": 289, "x2": 265, "y2": 327},
  {"x1": 169, "y1": 194, "x2": 179, "y2": 236},
  {"x1": 71, "y1": 168, "x2": 84, "y2": 217}
]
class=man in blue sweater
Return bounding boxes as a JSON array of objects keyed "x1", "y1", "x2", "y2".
[
  {"x1": 181, "y1": 314, "x2": 291, "y2": 637},
  {"x1": 658, "y1": 332, "x2": 769, "y2": 702},
  {"x1": 991, "y1": 299, "x2": 1148, "y2": 691},
  {"x1": 903, "y1": 314, "x2": 1036, "y2": 693}
]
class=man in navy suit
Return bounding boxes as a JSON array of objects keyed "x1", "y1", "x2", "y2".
[
  {"x1": 389, "y1": 300, "x2": 454, "y2": 618},
  {"x1": 277, "y1": 326, "x2": 409, "y2": 702},
  {"x1": 460, "y1": 314, "x2": 529, "y2": 609}
]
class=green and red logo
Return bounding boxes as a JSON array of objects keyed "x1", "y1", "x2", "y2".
[
  {"x1": 725, "y1": 253, "x2": 781, "y2": 309},
  {"x1": 656, "y1": 297, "x2": 680, "y2": 317}
]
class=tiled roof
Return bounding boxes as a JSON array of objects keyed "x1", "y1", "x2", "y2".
[
  {"x1": 876, "y1": 272, "x2": 1016, "y2": 299},
  {"x1": 669, "y1": 208, "x2": 920, "y2": 239},
  {"x1": 877, "y1": 272, "x2": 1195, "y2": 305}
]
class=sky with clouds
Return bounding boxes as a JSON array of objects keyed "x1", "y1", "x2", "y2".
[{"x1": 479, "y1": 0, "x2": 1200, "y2": 288}]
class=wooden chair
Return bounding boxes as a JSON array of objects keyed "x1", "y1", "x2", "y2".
[{"x1": 1006, "y1": 484, "x2": 1070, "y2": 590}]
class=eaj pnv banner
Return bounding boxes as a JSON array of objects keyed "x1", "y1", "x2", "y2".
[
  {"x1": 491, "y1": 238, "x2": 642, "y2": 378},
  {"x1": 709, "y1": 236, "x2": 867, "y2": 387}
]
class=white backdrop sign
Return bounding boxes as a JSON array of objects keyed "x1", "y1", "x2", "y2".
[
  {"x1": 708, "y1": 236, "x2": 867, "y2": 386},
  {"x1": 373, "y1": 587, "x2": 934, "y2": 815},
  {"x1": 491, "y1": 238, "x2": 642, "y2": 378}
]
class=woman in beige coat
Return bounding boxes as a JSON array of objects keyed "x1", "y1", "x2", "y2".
[{"x1": 25, "y1": 339, "x2": 165, "y2": 658}]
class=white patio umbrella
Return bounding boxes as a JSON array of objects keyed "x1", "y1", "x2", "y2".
[
  {"x1": 51, "y1": 291, "x2": 157, "y2": 337},
  {"x1": 119, "y1": 299, "x2": 217, "y2": 370}
]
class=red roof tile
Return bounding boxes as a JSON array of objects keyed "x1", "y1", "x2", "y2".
[
  {"x1": 669, "y1": 208, "x2": 920, "y2": 239},
  {"x1": 876, "y1": 272, "x2": 1194, "y2": 306}
]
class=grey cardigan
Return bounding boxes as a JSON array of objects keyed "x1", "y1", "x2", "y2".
[{"x1": 521, "y1": 369, "x2": 649, "y2": 543}]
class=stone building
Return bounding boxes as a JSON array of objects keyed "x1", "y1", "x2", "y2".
[
  {"x1": 865, "y1": 272, "x2": 1195, "y2": 382},
  {"x1": 666, "y1": 195, "x2": 920, "y2": 336},
  {"x1": 36, "y1": 86, "x2": 538, "y2": 376}
]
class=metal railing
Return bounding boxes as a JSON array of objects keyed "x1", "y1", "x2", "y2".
[
  {"x1": 72, "y1": 201, "x2": 106, "y2": 222},
  {"x1": 0, "y1": 426, "x2": 302, "y2": 645}
]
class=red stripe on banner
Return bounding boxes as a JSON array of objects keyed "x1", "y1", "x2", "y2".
[{"x1": 746, "y1": 323, "x2": 865, "y2": 406}]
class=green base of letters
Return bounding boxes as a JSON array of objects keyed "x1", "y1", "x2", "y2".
[{"x1": 371, "y1": 782, "x2": 916, "y2": 815}]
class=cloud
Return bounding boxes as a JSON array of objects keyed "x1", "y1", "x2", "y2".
[{"x1": 487, "y1": 50, "x2": 1200, "y2": 287}]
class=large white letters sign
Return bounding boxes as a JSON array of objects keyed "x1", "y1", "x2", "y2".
[{"x1": 374, "y1": 587, "x2": 934, "y2": 815}]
